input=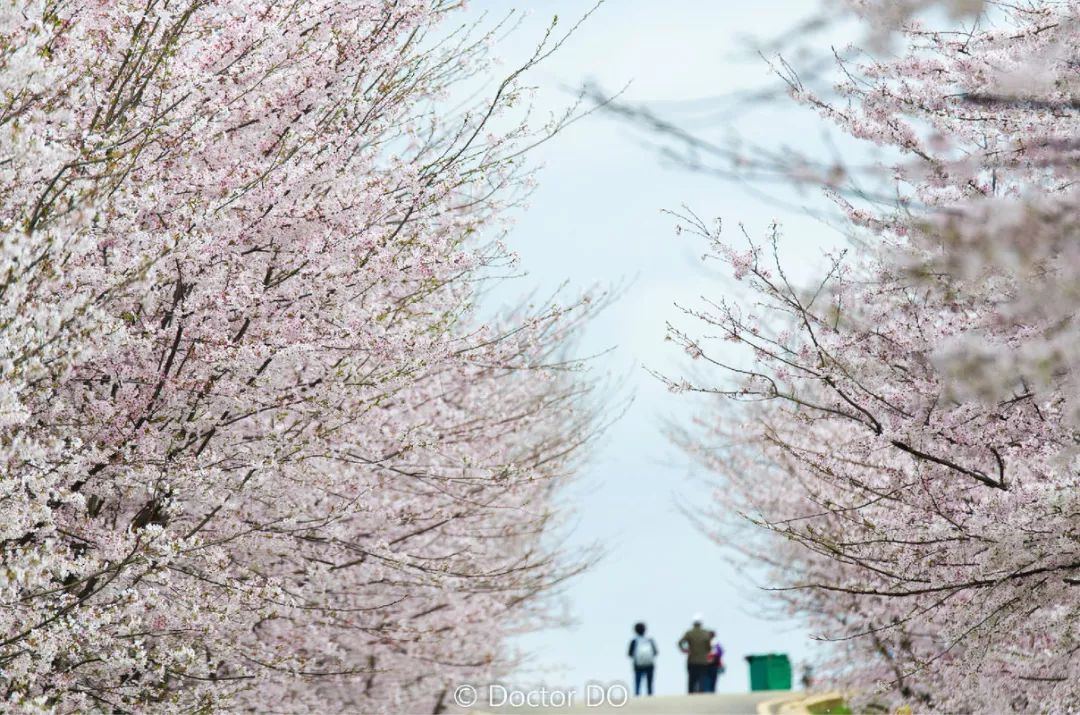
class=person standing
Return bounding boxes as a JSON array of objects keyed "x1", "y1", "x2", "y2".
[
  {"x1": 628, "y1": 622, "x2": 658, "y2": 696},
  {"x1": 704, "y1": 632, "x2": 725, "y2": 692},
  {"x1": 678, "y1": 614, "x2": 712, "y2": 694}
]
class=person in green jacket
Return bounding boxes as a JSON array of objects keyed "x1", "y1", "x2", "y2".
[{"x1": 678, "y1": 614, "x2": 712, "y2": 694}]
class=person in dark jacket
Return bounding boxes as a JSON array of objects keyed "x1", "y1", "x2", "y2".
[
  {"x1": 678, "y1": 614, "x2": 712, "y2": 693},
  {"x1": 627, "y1": 622, "x2": 658, "y2": 696}
]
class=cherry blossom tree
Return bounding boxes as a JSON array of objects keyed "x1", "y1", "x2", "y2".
[
  {"x1": 656, "y1": 1, "x2": 1080, "y2": 711},
  {"x1": 1, "y1": 2, "x2": 599, "y2": 712}
]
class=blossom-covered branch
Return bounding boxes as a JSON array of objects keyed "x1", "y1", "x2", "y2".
[
  {"x1": 1, "y1": 2, "x2": 599, "y2": 712},
  {"x1": 660, "y1": 1, "x2": 1080, "y2": 711}
]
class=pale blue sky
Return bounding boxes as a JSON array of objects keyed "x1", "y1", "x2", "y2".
[{"x1": 462, "y1": 1, "x2": 851, "y2": 697}]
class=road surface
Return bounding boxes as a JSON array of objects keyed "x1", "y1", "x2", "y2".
[{"x1": 461, "y1": 691, "x2": 797, "y2": 715}]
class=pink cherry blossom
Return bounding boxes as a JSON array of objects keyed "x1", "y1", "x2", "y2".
[
  {"x1": 0, "y1": 3, "x2": 597, "y2": 712},
  {"x1": 667, "y1": 1, "x2": 1080, "y2": 711}
]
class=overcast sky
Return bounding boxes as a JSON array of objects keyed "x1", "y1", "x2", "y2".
[{"x1": 461, "y1": 0, "x2": 851, "y2": 697}]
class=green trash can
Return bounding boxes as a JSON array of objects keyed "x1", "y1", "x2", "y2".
[{"x1": 745, "y1": 653, "x2": 792, "y2": 691}]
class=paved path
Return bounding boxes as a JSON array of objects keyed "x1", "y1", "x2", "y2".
[{"x1": 463, "y1": 691, "x2": 797, "y2": 715}]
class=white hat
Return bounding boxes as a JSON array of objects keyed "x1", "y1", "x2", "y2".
[{"x1": 692, "y1": 612, "x2": 704, "y2": 624}]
